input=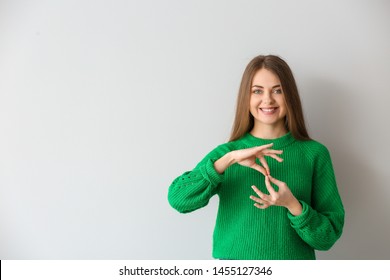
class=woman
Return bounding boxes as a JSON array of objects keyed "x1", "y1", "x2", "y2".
[{"x1": 168, "y1": 55, "x2": 345, "y2": 260}]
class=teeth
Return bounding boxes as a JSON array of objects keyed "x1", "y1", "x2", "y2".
[{"x1": 261, "y1": 108, "x2": 275, "y2": 112}]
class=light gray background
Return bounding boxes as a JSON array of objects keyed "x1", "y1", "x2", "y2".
[{"x1": 0, "y1": 0, "x2": 389, "y2": 259}]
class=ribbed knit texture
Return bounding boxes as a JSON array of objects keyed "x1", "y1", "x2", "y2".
[{"x1": 168, "y1": 132, "x2": 345, "y2": 260}]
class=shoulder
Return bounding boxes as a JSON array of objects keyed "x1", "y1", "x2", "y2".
[
  {"x1": 205, "y1": 137, "x2": 247, "y2": 157},
  {"x1": 298, "y1": 139, "x2": 329, "y2": 152},
  {"x1": 210, "y1": 140, "x2": 239, "y2": 155},
  {"x1": 199, "y1": 141, "x2": 234, "y2": 162},
  {"x1": 295, "y1": 139, "x2": 331, "y2": 161}
]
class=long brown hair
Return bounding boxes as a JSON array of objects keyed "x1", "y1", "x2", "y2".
[{"x1": 229, "y1": 55, "x2": 311, "y2": 141}]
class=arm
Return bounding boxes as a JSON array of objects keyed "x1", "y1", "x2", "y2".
[
  {"x1": 168, "y1": 143, "x2": 283, "y2": 213},
  {"x1": 249, "y1": 145, "x2": 345, "y2": 250},
  {"x1": 214, "y1": 143, "x2": 283, "y2": 175},
  {"x1": 287, "y1": 146, "x2": 345, "y2": 250},
  {"x1": 167, "y1": 145, "x2": 228, "y2": 213}
]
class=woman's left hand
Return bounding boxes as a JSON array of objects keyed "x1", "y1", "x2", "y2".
[{"x1": 250, "y1": 175, "x2": 303, "y2": 216}]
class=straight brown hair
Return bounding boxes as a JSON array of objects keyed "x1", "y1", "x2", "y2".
[{"x1": 229, "y1": 55, "x2": 311, "y2": 142}]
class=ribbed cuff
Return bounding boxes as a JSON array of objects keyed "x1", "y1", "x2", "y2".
[
  {"x1": 200, "y1": 158, "x2": 225, "y2": 186},
  {"x1": 287, "y1": 200, "x2": 312, "y2": 228}
]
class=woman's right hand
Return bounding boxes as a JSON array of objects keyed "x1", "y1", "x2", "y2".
[{"x1": 214, "y1": 143, "x2": 283, "y2": 176}]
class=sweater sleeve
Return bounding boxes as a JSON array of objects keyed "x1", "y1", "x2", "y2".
[
  {"x1": 287, "y1": 144, "x2": 345, "y2": 250},
  {"x1": 167, "y1": 145, "x2": 229, "y2": 213}
]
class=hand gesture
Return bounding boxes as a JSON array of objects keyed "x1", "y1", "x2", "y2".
[
  {"x1": 250, "y1": 175, "x2": 303, "y2": 216},
  {"x1": 232, "y1": 143, "x2": 283, "y2": 176}
]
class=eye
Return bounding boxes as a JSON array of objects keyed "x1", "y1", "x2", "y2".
[
  {"x1": 273, "y1": 88, "x2": 283, "y2": 94},
  {"x1": 253, "y1": 89, "x2": 263, "y2": 94}
]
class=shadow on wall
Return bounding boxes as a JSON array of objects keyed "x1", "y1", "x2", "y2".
[{"x1": 302, "y1": 78, "x2": 390, "y2": 260}]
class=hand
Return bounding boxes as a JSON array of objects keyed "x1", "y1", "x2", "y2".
[
  {"x1": 250, "y1": 175, "x2": 303, "y2": 216},
  {"x1": 231, "y1": 143, "x2": 283, "y2": 176}
]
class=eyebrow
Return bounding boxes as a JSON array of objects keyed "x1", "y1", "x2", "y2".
[{"x1": 251, "y1": 84, "x2": 281, "y2": 88}]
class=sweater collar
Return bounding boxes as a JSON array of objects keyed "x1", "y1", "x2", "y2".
[{"x1": 241, "y1": 131, "x2": 296, "y2": 149}]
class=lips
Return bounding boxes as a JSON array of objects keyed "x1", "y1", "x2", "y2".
[
  {"x1": 260, "y1": 107, "x2": 278, "y2": 114},
  {"x1": 260, "y1": 108, "x2": 276, "y2": 112}
]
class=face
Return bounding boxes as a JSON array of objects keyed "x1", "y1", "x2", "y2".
[{"x1": 249, "y1": 68, "x2": 287, "y2": 130}]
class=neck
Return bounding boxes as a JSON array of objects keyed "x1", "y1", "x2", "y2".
[{"x1": 250, "y1": 122, "x2": 287, "y2": 139}]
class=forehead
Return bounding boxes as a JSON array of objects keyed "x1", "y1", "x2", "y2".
[{"x1": 251, "y1": 68, "x2": 281, "y2": 86}]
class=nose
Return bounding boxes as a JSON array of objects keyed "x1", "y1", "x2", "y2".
[{"x1": 262, "y1": 92, "x2": 274, "y2": 105}]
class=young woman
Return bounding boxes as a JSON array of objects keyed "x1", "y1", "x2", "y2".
[{"x1": 168, "y1": 55, "x2": 345, "y2": 260}]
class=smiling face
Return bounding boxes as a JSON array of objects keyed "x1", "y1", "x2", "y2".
[{"x1": 249, "y1": 68, "x2": 287, "y2": 134}]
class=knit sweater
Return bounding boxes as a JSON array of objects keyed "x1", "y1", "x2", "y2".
[{"x1": 168, "y1": 132, "x2": 345, "y2": 260}]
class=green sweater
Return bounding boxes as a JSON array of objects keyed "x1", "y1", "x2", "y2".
[{"x1": 168, "y1": 132, "x2": 345, "y2": 260}]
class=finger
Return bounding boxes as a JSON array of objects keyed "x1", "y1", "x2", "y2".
[
  {"x1": 263, "y1": 149, "x2": 283, "y2": 155},
  {"x1": 250, "y1": 164, "x2": 267, "y2": 176},
  {"x1": 268, "y1": 175, "x2": 285, "y2": 186},
  {"x1": 249, "y1": 195, "x2": 265, "y2": 204},
  {"x1": 251, "y1": 185, "x2": 264, "y2": 197},
  {"x1": 261, "y1": 143, "x2": 274, "y2": 149},
  {"x1": 267, "y1": 154, "x2": 284, "y2": 162},
  {"x1": 265, "y1": 176, "x2": 277, "y2": 196},
  {"x1": 258, "y1": 156, "x2": 270, "y2": 175},
  {"x1": 255, "y1": 143, "x2": 274, "y2": 151},
  {"x1": 251, "y1": 185, "x2": 272, "y2": 202},
  {"x1": 254, "y1": 203, "x2": 270, "y2": 209}
]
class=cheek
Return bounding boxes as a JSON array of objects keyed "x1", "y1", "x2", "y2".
[
  {"x1": 249, "y1": 99, "x2": 261, "y2": 115},
  {"x1": 278, "y1": 98, "x2": 287, "y2": 111},
  {"x1": 280, "y1": 104, "x2": 287, "y2": 117},
  {"x1": 249, "y1": 99, "x2": 256, "y2": 109},
  {"x1": 249, "y1": 95, "x2": 260, "y2": 107}
]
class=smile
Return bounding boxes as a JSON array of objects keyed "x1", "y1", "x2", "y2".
[{"x1": 260, "y1": 107, "x2": 278, "y2": 114}]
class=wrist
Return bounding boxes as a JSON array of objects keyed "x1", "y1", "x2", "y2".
[
  {"x1": 286, "y1": 198, "x2": 303, "y2": 216},
  {"x1": 214, "y1": 152, "x2": 236, "y2": 174},
  {"x1": 226, "y1": 151, "x2": 237, "y2": 165}
]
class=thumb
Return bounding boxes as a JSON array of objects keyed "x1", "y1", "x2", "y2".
[
  {"x1": 265, "y1": 175, "x2": 277, "y2": 195},
  {"x1": 252, "y1": 164, "x2": 267, "y2": 177},
  {"x1": 268, "y1": 175, "x2": 287, "y2": 189}
]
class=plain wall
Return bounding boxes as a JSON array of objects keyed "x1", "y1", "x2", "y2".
[{"x1": 0, "y1": 0, "x2": 389, "y2": 259}]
